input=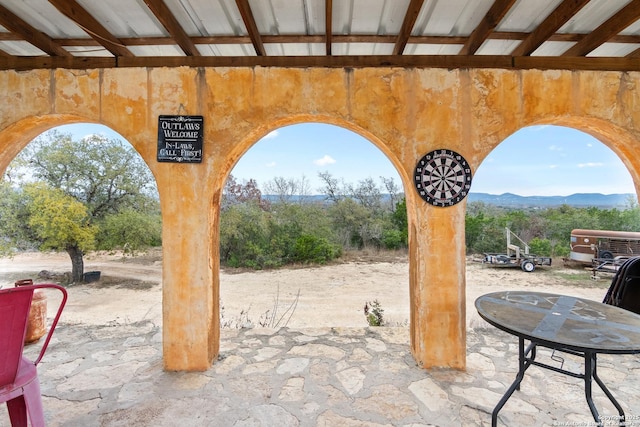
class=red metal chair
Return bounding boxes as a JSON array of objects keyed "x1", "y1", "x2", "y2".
[{"x1": 0, "y1": 284, "x2": 67, "y2": 427}]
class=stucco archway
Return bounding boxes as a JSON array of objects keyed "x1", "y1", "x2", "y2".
[
  {"x1": 217, "y1": 119, "x2": 410, "y2": 326},
  {"x1": 0, "y1": 117, "x2": 161, "y2": 277},
  {"x1": 0, "y1": 115, "x2": 157, "y2": 180},
  {"x1": 0, "y1": 115, "x2": 95, "y2": 172},
  {"x1": 1, "y1": 67, "x2": 640, "y2": 372},
  {"x1": 214, "y1": 116, "x2": 410, "y2": 193}
]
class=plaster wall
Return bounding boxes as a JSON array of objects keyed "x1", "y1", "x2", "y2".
[{"x1": 0, "y1": 67, "x2": 639, "y2": 371}]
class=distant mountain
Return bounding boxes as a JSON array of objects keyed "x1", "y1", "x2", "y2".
[
  {"x1": 467, "y1": 192, "x2": 637, "y2": 208},
  {"x1": 263, "y1": 192, "x2": 637, "y2": 208}
]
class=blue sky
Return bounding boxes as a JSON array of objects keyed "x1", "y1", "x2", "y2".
[{"x1": 56, "y1": 122, "x2": 636, "y2": 197}]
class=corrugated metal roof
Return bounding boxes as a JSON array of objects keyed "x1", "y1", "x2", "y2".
[
  {"x1": 0, "y1": 0, "x2": 638, "y2": 70},
  {"x1": 558, "y1": 0, "x2": 628, "y2": 34},
  {"x1": 498, "y1": 1, "x2": 564, "y2": 33},
  {"x1": 414, "y1": 0, "x2": 493, "y2": 36}
]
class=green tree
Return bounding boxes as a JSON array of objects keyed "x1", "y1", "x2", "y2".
[
  {"x1": 619, "y1": 199, "x2": 640, "y2": 231},
  {"x1": 292, "y1": 234, "x2": 339, "y2": 264},
  {"x1": 465, "y1": 210, "x2": 485, "y2": 252},
  {"x1": 0, "y1": 181, "x2": 36, "y2": 254},
  {"x1": 96, "y1": 209, "x2": 162, "y2": 255},
  {"x1": 464, "y1": 202, "x2": 640, "y2": 257},
  {"x1": 25, "y1": 183, "x2": 98, "y2": 281},
  {"x1": 23, "y1": 131, "x2": 156, "y2": 218},
  {"x1": 327, "y1": 197, "x2": 371, "y2": 248},
  {"x1": 1, "y1": 130, "x2": 159, "y2": 282},
  {"x1": 528, "y1": 237, "x2": 552, "y2": 256},
  {"x1": 219, "y1": 201, "x2": 271, "y2": 268},
  {"x1": 390, "y1": 197, "x2": 408, "y2": 246},
  {"x1": 319, "y1": 171, "x2": 405, "y2": 250}
]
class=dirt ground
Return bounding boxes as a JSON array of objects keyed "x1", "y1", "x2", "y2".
[{"x1": 0, "y1": 249, "x2": 613, "y2": 330}]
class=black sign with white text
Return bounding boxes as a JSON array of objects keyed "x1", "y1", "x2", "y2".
[{"x1": 157, "y1": 115, "x2": 203, "y2": 163}]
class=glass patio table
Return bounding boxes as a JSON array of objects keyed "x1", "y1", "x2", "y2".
[{"x1": 475, "y1": 291, "x2": 640, "y2": 427}]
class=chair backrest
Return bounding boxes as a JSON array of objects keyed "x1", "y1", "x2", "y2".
[
  {"x1": 0, "y1": 286, "x2": 33, "y2": 387},
  {"x1": 603, "y1": 256, "x2": 640, "y2": 314},
  {"x1": 618, "y1": 257, "x2": 640, "y2": 314},
  {"x1": 603, "y1": 257, "x2": 631, "y2": 305}
]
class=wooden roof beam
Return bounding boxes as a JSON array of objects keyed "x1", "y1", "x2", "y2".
[
  {"x1": 235, "y1": 0, "x2": 266, "y2": 56},
  {"x1": 143, "y1": 0, "x2": 200, "y2": 56},
  {"x1": 563, "y1": 0, "x2": 640, "y2": 56},
  {"x1": 627, "y1": 46, "x2": 640, "y2": 58},
  {"x1": 459, "y1": 0, "x2": 517, "y2": 55},
  {"x1": 393, "y1": 0, "x2": 425, "y2": 55},
  {"x1": 48, "y1": 0, "x2": 133, "y2": 57},
  {"x1": 3, "y1": 54, "x2": 640, "y2": 72},
  {"x1": 0, "y1": 3, "x2": 71, "y2": 57},
  {"x1": 511, "y1": 0, "x2": 590, "y2": 56},
  {"x1": 48, "y1": 33, "x2": 640, "y2": 48},
  {"x1": 325, "y1": 0, "x2": 333, "y2": 56}
]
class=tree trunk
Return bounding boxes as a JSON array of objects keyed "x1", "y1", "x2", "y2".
[{"x1": 66, "y1": 245, "x2": 84, "y2": 283}]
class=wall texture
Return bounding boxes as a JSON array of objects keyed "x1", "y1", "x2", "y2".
[{"x1": 1, "y1": 67, "x2": 638, "y2": 371}]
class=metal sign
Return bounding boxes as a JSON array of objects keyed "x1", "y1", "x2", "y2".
[{"x1": 157, "y1": 115, "x2": 203, "y2": 163}]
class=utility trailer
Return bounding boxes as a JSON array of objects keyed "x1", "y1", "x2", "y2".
[
  {"x1": 569, "y1": 229, "x2": 640, "y2": 263},
  {"x1": 482, "y1": 228, "x2": 552, "y2": 272},
  {"x1": 590, "y1": 256, "x2": 629, "y2": 279},
  {"x1": 567, "y1": 229, "x2": 640, "y2": 278}
]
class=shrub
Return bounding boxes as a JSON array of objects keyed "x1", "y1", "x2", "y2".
[
  {"x1": 293, "y1": 234, "x2": 340, "y2": 264},
  {"x1": 382, "y1": 229, "x2": 405, "y2": 250},
  {"x1": 364, "y1": 300, "x2": 384, "y2": 326},
  {"x1": 528, "y1": 237, "x2": 552, "y2": 256}
]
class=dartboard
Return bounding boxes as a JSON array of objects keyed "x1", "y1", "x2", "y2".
[{"x1": 414, "y1": 149, "x2": 472, "y2": 207}]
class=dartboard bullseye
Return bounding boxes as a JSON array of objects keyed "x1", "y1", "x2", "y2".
[{"x1": 414, "y1": 149, "x2": 472, "y2": 207}]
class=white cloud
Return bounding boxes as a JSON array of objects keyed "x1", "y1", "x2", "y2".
[
  {"x1": 529, "y1": 125, "x2": 550, "y2": 132},
  {"x1": 313, "y1": 155, "x2": 336, "y2": 166},
  {"x1": 82, "y1": 133, "x2": 117, "y2": 144},
  {"x1": 549, "y1": 145, "x2": 564, "y2": 151},
  {"x1": 549, "y1": 164, "x2": 558, "y2": 169},
  {"x1": 265, "y1": 161, "x2": 276, "y2": 168},
  {"x1": 577, "y1": 162, "x2": 603, "y2": 168},
  {"x1": 262, "y1": 130, "x2": 279, "y2": 140}
]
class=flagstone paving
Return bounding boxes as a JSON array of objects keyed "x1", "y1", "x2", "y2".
[{"x1": 3, "y1": 323, "x2": 640, "y2": 426}]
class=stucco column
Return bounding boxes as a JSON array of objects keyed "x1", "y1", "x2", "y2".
[
  {"x1": 157, "y1": 163, "x2": 219, "y2": 371},
  {"x1": 409, "y1": 202, "x2": 467, "y2": 369}
]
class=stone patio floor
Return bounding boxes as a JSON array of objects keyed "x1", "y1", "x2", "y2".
[{"x1": 2, "y1": 322, "x2": 640, "y2": 427}]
